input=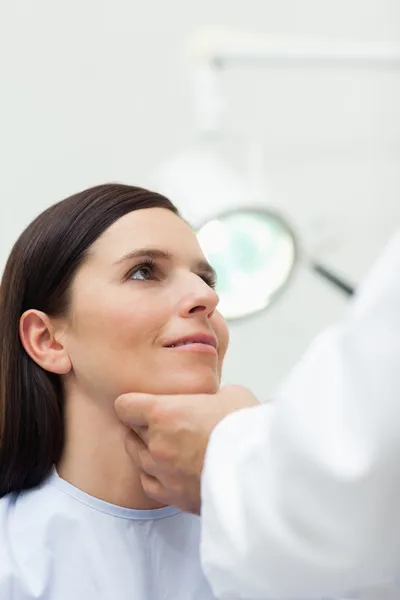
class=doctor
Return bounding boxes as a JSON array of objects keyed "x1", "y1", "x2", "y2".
[{"x1": 115, "y1": 231, "x2": 400, "y2": 600}]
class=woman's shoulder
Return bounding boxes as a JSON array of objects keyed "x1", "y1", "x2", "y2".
[
  {"x1": 0, "y1": 474, "x2": 89, "y2": 552},
  {"x1": 0, "y1": 487, "x2": 47, "y2": 597},
  {"x1": 0, "y1": 477, "x2": 84, "y2": 598},
  {"x1": 0, "y1": 495, "x2": 14, "y2": 597},
  {"x1": 0, "y1": 473, "x2": 76, "y2": 528}
]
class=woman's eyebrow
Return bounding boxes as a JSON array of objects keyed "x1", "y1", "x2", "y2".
[
  {"x1": 114, "y1": 247, "x2": 216, "y2": 279},
  {"x1": 114, "y1": 248, "x2": 172, "y2": 265}
]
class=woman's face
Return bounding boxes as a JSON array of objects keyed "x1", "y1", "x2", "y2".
[{"x1": 63, "y1": 208, "x2": 229, "y2": 402}]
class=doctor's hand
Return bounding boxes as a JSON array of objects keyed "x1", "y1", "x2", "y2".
[{"x1": 115, "y1": 385, "x2": 258, "y2": 514}]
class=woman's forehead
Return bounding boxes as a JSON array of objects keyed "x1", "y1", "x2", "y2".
[{"x1": 87, "y1": 208, "x2": 204, "y2": 265}]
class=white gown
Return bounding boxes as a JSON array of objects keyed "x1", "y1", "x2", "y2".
[
  {"x1": 0, "y1": 471, "x2": 216, "y2": 600},
  {"x1": 201, "y1": 231, "x2": 400, "y2": 599}
]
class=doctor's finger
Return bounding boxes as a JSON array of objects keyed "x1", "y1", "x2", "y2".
[
  {"x1": 125, "y1": 432, "x2": 159, "y2": 477},
  {"x1": 140, "y1": 472, "x2": 168, "y2": 505},
  {"x1": 133, "y1": 425, "x2": 150, "y2": 446},
  {"x1": 138, "y1": 447, "x2": 160, "y2": 477},
  {"x1": 115, "y1": 393, "x2": 157, "y2": 427},
  {"x1": 125, "y1": 430, "x2": 147, "y2": 466}
]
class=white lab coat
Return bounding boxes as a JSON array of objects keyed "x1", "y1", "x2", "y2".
[{"x1": 201, "y1": 231, "x2": 400, "y2": 599}]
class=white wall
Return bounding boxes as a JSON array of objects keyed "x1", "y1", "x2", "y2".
[{"x1": 1, "y1": 0, "x2": 399, "y2": 397}]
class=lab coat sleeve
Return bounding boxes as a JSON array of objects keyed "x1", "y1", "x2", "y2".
[{"x1": 200, "y1": 231, "x2": 400, "y2": 600}]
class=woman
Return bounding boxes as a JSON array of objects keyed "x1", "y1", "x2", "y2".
[
  {"x1": 0, "y1": 184, "x2": 229, "y2": 599},
  {"x1": 0, "y1": 183, "x2": 397, "y2": 600}
]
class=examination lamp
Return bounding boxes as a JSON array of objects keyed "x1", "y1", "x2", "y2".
[{"x1": 197, "y1": 207, "x2": 354, "y2": 320}]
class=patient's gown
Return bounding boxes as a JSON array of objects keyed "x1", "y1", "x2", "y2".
[{"x1": 0, "y1": 471, "x2": 398, "y2": 599}]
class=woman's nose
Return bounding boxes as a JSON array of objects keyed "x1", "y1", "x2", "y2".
[{"x1": 178, "y1": 277, "x2": 219, "y2": 320}]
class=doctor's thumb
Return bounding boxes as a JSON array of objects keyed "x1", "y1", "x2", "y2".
[{"x1": 114, "y1": 392, "x2": 157, "y2": 428}]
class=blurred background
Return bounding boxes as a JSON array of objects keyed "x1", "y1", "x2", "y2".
[{"x1": 1, "y1": 0, "x2": 399, "y2": 398}]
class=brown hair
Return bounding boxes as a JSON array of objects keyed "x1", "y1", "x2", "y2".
[{"x1": 0, "y1": 183, "x2": 178, "y2": 497}]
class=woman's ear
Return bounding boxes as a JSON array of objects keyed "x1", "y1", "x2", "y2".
[{"x1": 19, "y1": 310, "x2": 72, "y2": 375}]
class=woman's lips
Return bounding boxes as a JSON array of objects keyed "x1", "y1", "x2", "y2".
[
  {"x1": 165, "y1": 342, "x2": 217, "y2": 355},
  {"x1": 163, "y1": 333, "x2": 218, "y2": 355}
]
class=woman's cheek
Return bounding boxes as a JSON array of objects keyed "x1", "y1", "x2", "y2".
[{"x1": 214, "y1": 311, "x2": 229, "y2": 362}]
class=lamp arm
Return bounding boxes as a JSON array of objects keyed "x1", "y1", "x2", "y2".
[{"x1": 311, "y1": 261, "x2": 355, "y2": 296}]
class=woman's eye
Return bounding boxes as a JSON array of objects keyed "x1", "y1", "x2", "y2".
[
  {"x1": 201, "y1": 274, "x2": 217, "y2": 289},
  {"x1": 129, "y1": 265, "x2": 154, "y2": 281}
]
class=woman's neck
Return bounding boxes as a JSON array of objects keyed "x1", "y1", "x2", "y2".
[{"x1": 57, "y1": 391, "x2": 165, "y2": 510}]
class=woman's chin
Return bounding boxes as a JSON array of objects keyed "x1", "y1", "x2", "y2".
[
  {"x1": 118, "y1": 370, "x2": 222, "y2": 397},
  {"x1": 151, "y1": 374, "x2": 220, "y2": 396}
]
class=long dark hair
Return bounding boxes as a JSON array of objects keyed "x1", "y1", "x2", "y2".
[{"x1": 0, "y1": 184, "x2": 178, "y2": 497}]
